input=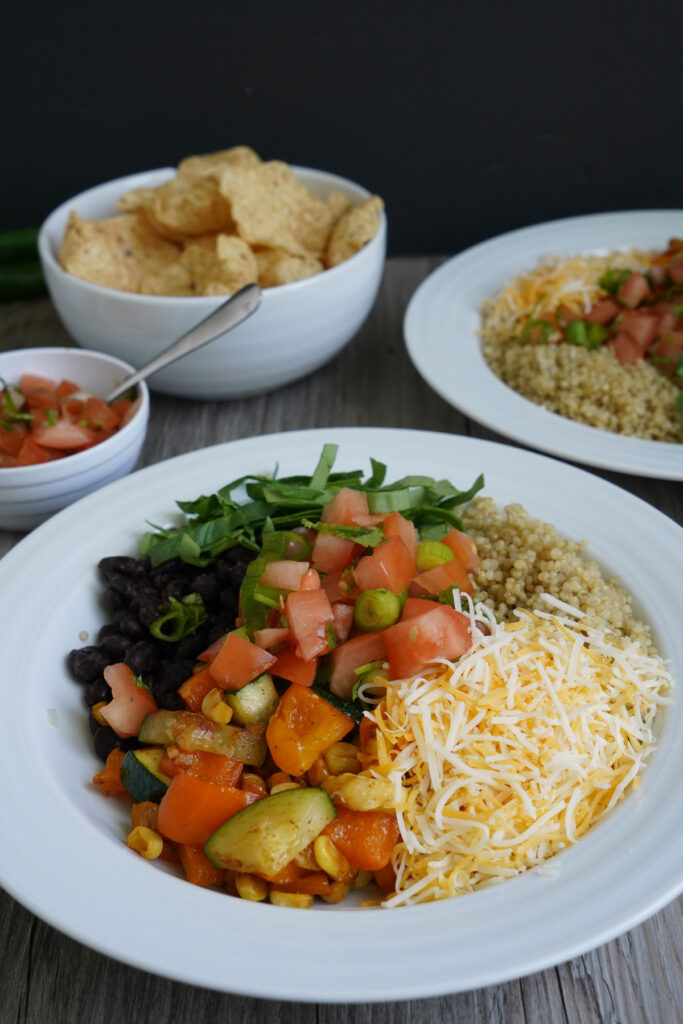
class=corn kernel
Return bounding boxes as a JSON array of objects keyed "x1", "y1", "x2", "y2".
[
  {"x1": 269, "y1": 891, "x2": 314, "y2": 909},
  {"x1": 235, "y1": 874, "x2": 268, "y2": 902},
  {"x1": 91, "y1": 701, "x2": 109, "y2": 727},
  {"x1": 322, "y1": 772, "x2": 396, "y2": 811},
  {"x1": 166, "y1": 745, "x2": 179, "y2": 759},
  {"x1": 313, "y1": 835, "x2": 352, "y2": 881},
  {"x1": 270, "y1": 782, "x2": 301, "y2": 795},
  {"x1": 126, "y1": 825, "x2": 163, "y2": 860},
  {"x1": 201, "y1": 688, "x2": 233, "y2": 724},
  {"x1": 324, "y1": 741, "x2": 361, "y2": 775},
  {"x1": 351, "y1": 869, "x2": 373, "y2": 890},
  {"x1": 267, "y1": 771, "x2": 292, "y2": 789},
  {"x1": 321, "y1": 881, "x2": 350, "y2": 904},
  {"x1": 294, "y1": 843, "x2": 319, "y2": 871},
  {"x1": 242, "y1": 772, "x2": 268, "y2": 798}
]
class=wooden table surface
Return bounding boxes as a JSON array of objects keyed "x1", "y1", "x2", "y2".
[{"x1": 1, "y1": 258, "x2": 681, "y2": 1024}]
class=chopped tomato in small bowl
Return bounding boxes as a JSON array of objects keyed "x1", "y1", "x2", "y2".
[{"x1": 0, "y1": 347, "x2": 149, "y2": 531}]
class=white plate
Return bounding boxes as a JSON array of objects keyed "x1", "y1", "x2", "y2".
[
  {"x1": 404, "y1": 210, "x2": 683, "y2": 480},
  {"x1": 0, "y1": 427, "x2": 681, "y2": 1003}
]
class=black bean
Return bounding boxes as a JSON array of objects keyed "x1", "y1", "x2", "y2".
[
  {"x1": 69, "y1": 646, "x2": 110, "y2": 684},
  {"x1": 99, "y1": 633, "x2": 128, "y2": 661},
  {"x1": 156, "y1": 690, "x2": 185, "y2": 711},
  {"x1": 85, "y1": 679, "x2": 112, "y2": 706},
  {"x1": 116, "y1": 611, "x2": 147, "y2": 640},
  {"x1": 136, "y1": 599, "x2": 162, "y2": 626},
  {"x1": 105, "y1": 572, "x2": 140, "y2": 599},
  {"x1": 125, "y1": 641, "x2": 159, "y2": 676},
  {"x1": 88, "y1": 711, "x2": 100, "y2": 736},
  {"x1": 99, "y1": 556, "x2": 147, "y2": 580},
  {"x1": 93, "y1": 725, "x2": 119, "y2": 761},
  {"x1": 160, "y1": 578, "x2": 189, "y2": 602},
  {"x1": 156, "y1": 658, "x2": 195, "y2": 692},
  {"x1": 176, "y1": 632, "x2": 208, "y2": 661},
  {"x1": 105, "y1": 587, "x2": 127, "y2": 612},
  {"x1": 192, "y1": 573, "x2": 219, "y2": 605}
]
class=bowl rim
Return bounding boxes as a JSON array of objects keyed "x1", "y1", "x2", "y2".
[
  {"x1": 0, "y1": 347, "x2": 150, "y2": 479},
  {"x1": 38, "y1": 164, "x2": 387, "y2": 305}
]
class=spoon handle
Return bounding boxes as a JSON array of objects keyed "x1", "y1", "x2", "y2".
[{"x1": 106, "y1": 282, "x2": 262, "y2": 403}]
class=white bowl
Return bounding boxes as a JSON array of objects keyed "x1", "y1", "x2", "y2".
[
  {"x1": 0, "y1": 348, "x2": 149, "y2": 531},
  {"x1": 38, "y1": 166, "x2": 387, "y2": 400}
]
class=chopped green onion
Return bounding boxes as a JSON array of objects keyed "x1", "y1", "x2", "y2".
[
  {"x1": 415, "y1": 540, "x2": 454, "y2": 572},
  {"x1": 353, "y1": 588, "x2": 401, "y2": 631},
  {"x1": 565, "y1": 320, "x2": 605, "y2": 350},
  {"x1": 149, "y1": 594, "x2": 207, "y2": 642},
  {"x1": 598, "y1": 268, "x2": 632, "y2": 295}
]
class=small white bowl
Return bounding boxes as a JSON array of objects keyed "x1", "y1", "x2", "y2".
[
  {"x1": 0, "y1": 347, "x2": 149, "y2": 531},
  {"x1": 38, "y1": 166, "x2": 387, "y2": 400}
]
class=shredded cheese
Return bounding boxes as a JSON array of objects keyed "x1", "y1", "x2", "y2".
[
  {"x1": 479, "y1": 249, "x2": 649, "y2": 345},
  {"x1": 364, "y1": 595, "x2": 672, "y2": 908}
]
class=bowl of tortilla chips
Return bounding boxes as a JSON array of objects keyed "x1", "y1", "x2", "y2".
[{"x1": 38, "y1": 148, "x2": 386, "y2": 399}]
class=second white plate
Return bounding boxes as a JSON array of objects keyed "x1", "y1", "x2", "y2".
[{"x1": 404, "y1": 210, "x2": 683, "y2": 479}]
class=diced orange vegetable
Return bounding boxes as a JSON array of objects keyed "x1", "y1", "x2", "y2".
[
  {"x1": 157, "y1": 774, "x2": 254, "y2": 845},
  {"x1": 374, "y1": 862, "x2": 397, "y2": 892},
  {"x1": 409, "y1": 557, "x2": 474, "y2": 597},
  {"x1": 178, "y1": 844, "x2": 225, "y2": 887},
  {"x1": 208, "y1": 631, "x2": 276, "y2": 691},
  {"x1": 323, "y1": 805, "x2": 400, "y2": 870},
  {"x1": 159, "y1": 749, "x2": 243, "y2": 787},
  {"x1": 266, "y1": 684, "x2": 354, "y2": 775},
  {"x1": 285, "y1": 588, "x2": 334, "y2": 661},
  {"x1": 101, "y1": 662, "x2": 157, "y2": 738},
  {"x1": 272, "y1": 645, "x2": 318, "y2": 686},
  {"x1": 271, "y1": 871, "x2": 331, "y2": 897},
  {"x1": 92, "y1": 748, "x2": 127, "y2": 796},
  {"x1": 131, "y1": 801, "x2": 159, "y2": 830},
  {"x1": 442, "y1": 529, "x2": 480, "y2": 571},
  {"x1": 354, "y1": 536, "x2": 416, "y2": 593},
  {"x1": 177, "y1": 666, "x2": 217, "y2": 711}
]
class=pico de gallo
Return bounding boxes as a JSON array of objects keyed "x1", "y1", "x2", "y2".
[
  {"x1": 0, "y1": 373, "x2": 137, "y2": 467},
  {"x1": 77, "y1": 445, "x2": 485, "y2": 905}
]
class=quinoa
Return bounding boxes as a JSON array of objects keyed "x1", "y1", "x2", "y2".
[
  {"x1": 482, "y1": 338, "x2": 683, "y2": 443},
  {"x1": 461, "y1": 498, "x2": 654, "y2": 652}
]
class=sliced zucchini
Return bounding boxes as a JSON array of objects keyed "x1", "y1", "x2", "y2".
[
  {"x1": 225, "y1": 673, "x2": 279, "y2": 725},
  {"x1": 204, "y1": 787, "x2": 336, "y2": 877},
  {"x1": 120, "y1": 748, "x2": 171, "y2": 803},
  {"x1": 138, "y1": 709, "x2": 267, "y2": 766}
]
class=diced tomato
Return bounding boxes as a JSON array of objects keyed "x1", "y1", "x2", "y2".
[
  {"x1": 650, "y1": 331, "x2": 683, "y2": 373},
  {"x1": 23, "y1": 387, "x2": 60, "y2": 411},
  {"x1": 329, "y1": 632, "x2": 387, "y2": 698},
  {"x1": 0, "y1": 454, "x2": 19, "y2": 468},
  {"x1": 383, "y1": 605, "x2": 471, "y2": 680},
  {"x1": 157, "y1": 775, "x2": 253, "y2": 845},
  {"x1": 410, "y1": 558, "x2": 474, "y2": 597},
  {"x1": 110, "y1": 398, "x2": 133, "y2": 425},
  {"x1": 609, "y1": 332, "x2": 643, "y2": 366},
  {"x1": 208, "y1": 631, "x2": 276, "y2": 690},
  {"x1": 382, "y1": 511, "x2": 418, "y2": 560},
  {"x1": 586, "y1": 297, "x2": 620, "y2": 324},
  {"x1": 19, "y1": 374, "x2": 55, "y2": 393},
  {"x1": 16, "y1": 436, "x2": 55, "y2": 465},
  {"x1": 321, "y1": 569, "x2": 358, "y2": 604},
  {"x1": 619, "y1": 311, "x2": 659, "y2": 352},
  {"x1": 312, "y1": 531, "x2": 356, "y2": 573},
  {"x1": 100, "y1": 662, "x2": 157, "y2": 738},
  {"x1": 272, "y1": 645, "x2": 318, "y2": 686},
  {"x1": 285, "y1": 588, "x2": 334, "y2": 661},
  {"x1": 354, "y1": 536, "x2": 416, "y2": 593},
  {"x1": 352, "y1": 513, "x2": 386, "y2": 526},
  {"x1": 299, "y1": 567, "x2": 321, "y2": 590},
  {"x1": 667, "y1": 258, "x2": 683, "y2": 285},
  {"x1": 400, "y1": 597, "x2": 444, "y2": 619},
  {"x1": 322, "y1": 487, "x2": 369, "y2": 526},
  {"x1": 31, "y1": 418, "x2": 96, "y2": 450},
  {"x1": 55, "y1": 378, "x2": 80, "y2": 398},
  {"x1": 197, "y1": 636, "x2": 226, "y2": 663},
  {"x1": 618, "y1": 271, "x2": 650, "y2": 308},
  {"x1": 0, "y1": 424, "x2": 26, "y2": 456},
  {"x1": 332, "y1": 601, "x2": 354, "y2": 644},
  {"x1": 81, "y1": 396, "x2": 120, "y2": 431},
  {"x1": 265, "y1": 684, "x2": 354, "y2": 775},
  {"x1": 253, "y1": 627, "x2": 291, "y2": 650},
  {"x1": 442, "y1": 528, "x2": 480, "y2": 571},
  {"x1": 260, "y1": 559, "x2": 310, "y2": 590}
]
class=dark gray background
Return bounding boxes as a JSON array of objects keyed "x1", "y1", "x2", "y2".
[{"x1": 3, "y1": 0, "x2": 681, "y2": 253}]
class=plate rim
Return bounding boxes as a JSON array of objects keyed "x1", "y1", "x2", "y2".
[
  {"x1": 404, "y1": 209, "x2": 683, "y2": 480},
  {"x1": 0, "y1": 426, "x2": 681, "y2": 1002}
]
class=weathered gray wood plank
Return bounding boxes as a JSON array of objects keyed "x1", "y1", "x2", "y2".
[{"x1": 0, "y1": 259, "x2": 681, "y2": 1024}]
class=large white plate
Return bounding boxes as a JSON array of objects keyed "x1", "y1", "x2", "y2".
[
  {"x1": 0, "y1": 427, "x2": 681, "y2": 1002},
  {"x1": 404, "y1": 210, "x2": 683, "y2": 480}
]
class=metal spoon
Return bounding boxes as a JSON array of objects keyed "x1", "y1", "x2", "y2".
[{"x1": 105, "y1": 283, "x2": 262, "y2": 403}]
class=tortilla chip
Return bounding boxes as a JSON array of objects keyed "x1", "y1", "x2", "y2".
[
  {"x1": 325, "y1": 196, "x2": 383, "y2": 268},
  {"x1": 118, "y1": 176, "x2": 233, "y2": 241},
  {"x1": 325, "y1": 190, "x2": 352, "y2": 224},
  {"x1": 256, "y1": 249, "x2": 323, "y2": 287},
  {"x1": 219, "y1": 160, "x2": 333, "y2": 257},
  {"x1": 181, "y1": 234, "x2": 258, "y2": 295},
  {"x1": 58, "y1": 211, "x2": 184, "y2": 293},
  {"x1": 178, "y1": 146, "x2": 262, "y2": 180}
]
